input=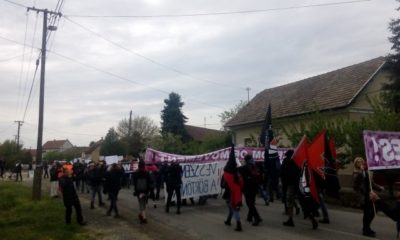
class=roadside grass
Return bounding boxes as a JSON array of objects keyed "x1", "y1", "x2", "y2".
[{"x1": 0, "y1": 182, "x2": 95, "y2": 240}]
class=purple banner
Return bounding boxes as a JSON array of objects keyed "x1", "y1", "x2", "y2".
[
  {"x1": 363, "y1": 130, "x2": 400, "y2": 170},
  {"x1": 144, "y1": 147, "x2": 289, "y2": 164}
]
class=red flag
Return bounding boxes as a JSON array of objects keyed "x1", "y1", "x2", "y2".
[
  {"x1": 292, "y1": 135, "x2": 309, "y2": 168},
  {"x1": 307, "y1": 130, "x2": 326, "y2": 179},
  {"x1": 308, "y1": 168, "x2": 320, "y2": 204}
]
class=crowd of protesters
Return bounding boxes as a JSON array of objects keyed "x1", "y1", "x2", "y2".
[{"x1": 2, "y1": 145, "x2": 398, "y2": 238}]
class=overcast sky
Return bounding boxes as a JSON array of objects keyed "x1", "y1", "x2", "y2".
[{"x1": 0, "y1": 0, "x2": 397, "y2": 148}]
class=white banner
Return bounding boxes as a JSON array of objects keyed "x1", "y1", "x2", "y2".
[{"x1": 165, "y1": 161, "x2": 226, "y2": 201}]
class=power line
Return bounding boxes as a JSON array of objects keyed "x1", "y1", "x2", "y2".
[
  {"x1": 63, "y1": 17, "x2": 246, "y2": 91},
  {"x1": 0, "y1": 34, "x2": 227, "y2": 110},
  {"x1": 65, "y1": 0, "x2": 371, "y2": 18},
  {"x1": 0, "y1": 54, "x2": 24, "y2": 62},
  {"x1": 2, "y1": 0, "x2": 27, "y2": 9},
  {"x1": 24, "y1": 122, "x2": 104, "y2": 137}
]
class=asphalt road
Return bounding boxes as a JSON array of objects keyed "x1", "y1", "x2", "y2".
[
  {"x1": 21, "y1": 174, "x2": 397, "y2": 240},
  {"x1": 106, "y1": 186, "x2": 396, "y2": 240}
]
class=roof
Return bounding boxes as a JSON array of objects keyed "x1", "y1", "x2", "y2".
[
  {"x1": 43, "y1": 139, "x2": 71, "y2": 150},
  {"x1": 226, "y1": 57, "x2": 386, "y2": 127},
  {"x1": 185, "y1": 125, "x2": 224, "y2": 141},
  {"x1": 84, "y1": 139, "x2": 103, "y2": 155}
]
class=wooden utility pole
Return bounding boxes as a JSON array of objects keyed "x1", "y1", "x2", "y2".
[
  {"x1": 29, "y1": 7, "x2": 61, "y2": 201},
  {"x1": 14, "y1": 120, "x2": 23, "y2": 148}
]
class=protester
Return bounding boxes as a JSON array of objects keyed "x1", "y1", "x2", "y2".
[
  {"x1": 222, "y1": 145, "x2": 243, "y2": 232},
  {"x1": 88, "y1": 162, "x2": 105, "y2": 209},
  {"x1": 353, "y1": 157, "x2": 384, "y2": 237},
  {"x1": 316, "y1": 173, "x2": 330, "y2": 224},
  {"x1": 165, "y1": 161, "x2": 183, "y2": 214},
  {"x1": 15, "y1": 161, "x2": 22, "y2": 181},
  {"x1": 81, "y1": 162, "x2": 90, "y2": 194},
  {"x1": 133, "y1": 160, "x2": 152, "y2": 224},
  {"x1": 265, "y1": 139, "x2": 281, "y2": 203},
  {"x1": 73, "y1": 160, "x2": 84, "y2": 190},
  {"x1": 59, "y1": 166, "x2": 86, "y2": 225},
  {"x1": 370, "y1": 191, "x2": 400, "y2": 238},
  {"x1": 146, "y1": 163, "x2": 159, "y2": 208},
  {"x1": 280, "y1": 150, "x2": 301, "y2": 227},
  {"x1": 104, "y1": 163, "x2": 123, "y2": 217},
  {"x1": 43, "y1": 160, "x2": 49, "y2": 179},
  {"x1": 157, "y1": 162, "x2": 168, "y2": 200},
  {"x1": 239, "y1": 154, "x2": 262, "y2": 226},
  {"x1": 49, "y1": 161, "x2": 60, "y2": 198}
]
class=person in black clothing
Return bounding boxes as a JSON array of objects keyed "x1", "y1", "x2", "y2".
[
  {"x1": 353, "y1": 157, "x2": 384, "y2": 237},
  {"x1": 88, "y1": 162, "x2": 105, "y2": 209},
  {"x1": 15, "y1": 162, "x2": 22, "y2": 181},
  {"x1": 264, "y1": 139, "x2": 281, "y2": 203},
  {"x1": 59, "y1": 167, "x2": 86, "y2": 225},
  {"x1": 133, "y1": 160, "x2": 152, "y2": 223},
  {"x1": 281, "y1": 150, "x2": 301, "y2": 227},
  {"x1": 239, "y1": 154, "x2": 262, "y2": 226},
  {"x1": 157, "y1": 162, "x2": 168, "y2": 199},
  {"x1": 104, "y1": 163, "x2": 123, "y2": 217},
  {"x1": 165, "y1": 161, "x2": 183, "y2": 214},
  {"x1": 49, "y1": 161, "x2": 60, "y2": 197},
  {"x1": 43, "y1": 161, "x2": 49, "y2": 179},
  {"x1": 73, "y1": 160, "x2": 84, "y2": 190}
]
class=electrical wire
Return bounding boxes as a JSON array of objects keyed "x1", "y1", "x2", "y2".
[
  {"x1": 2, "y1": 0, "x2": 27, "y2": 8},
  {"x1": 65, "y1": 0, "x2": 371, "y2": 18},
  {"x1": 16, "y1": 11, "x2": 29, "y2": 121},
  {"x1": 0, "y1": 54, "x2": 24, "y2": 62},
  {"x1": 64, "y1": 16, "x2": 247, "y2": 91},
  {"x1": 0, "y1": 34, "x2": 226, "y2": 110}
]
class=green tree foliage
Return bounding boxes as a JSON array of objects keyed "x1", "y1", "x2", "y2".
[
  {"x1": 151, "y1": 133, "x2": 185, "y2": 154},
  {"x1": 43, "y1": 151, "x2": 64, "y2": 162},
  {"x1": 382, "y1": 0, "x2": 400, "y2": 112},
  {"x1": 100, "y1": 128, "x2": 125, "y2": 156},
  {"x1": 160, "y1": 92, "x2": 190, "y2": 142},
  {"x1": 283, "y1": 100, "x2": 400, "y2": 166},
  {"x1": 117, "y1": 115, "x2": 159, "y2": 156},
  {"x1": 218, "y1": 100, "x2": 247, "y2": 130},
  {"x1": 0, "y1": 140, "x2": 31, "y2": 169}
]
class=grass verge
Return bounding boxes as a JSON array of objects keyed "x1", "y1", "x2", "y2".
[{"x1": 0, "y1": 181, "x2": 95, "y2": 240}]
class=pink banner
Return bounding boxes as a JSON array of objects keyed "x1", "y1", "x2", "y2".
[
  {"x1": 363, "y1": 130, "x2": 400, "y2": 170},
  {"x1": 144, "y1": 147, "x2": 289, "y2": 164}
]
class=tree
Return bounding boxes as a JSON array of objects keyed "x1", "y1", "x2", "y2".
[
  {"x1": 382, "y1": 0, "x2": 400, "y2": 112},
  {"x1": 100, "y1": 128, "x2": 125, "y2": 156},
  {"x1": 218, "y1": 100, "x2": 247, "y2": 130},
  {"x1": 117, "y1": 116, "x2": 159, "y2": 145},
  {"x1": 160, "y1": 92, "x2": 190, "y2": 142}
]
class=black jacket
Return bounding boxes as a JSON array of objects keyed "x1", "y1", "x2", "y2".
[{"x1": 59, "y1": 175, "x2": 79, "y2": 206}]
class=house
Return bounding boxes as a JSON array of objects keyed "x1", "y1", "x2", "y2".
[
  {"x1": 225, "y1": 57, "x2": 389, "y2": 147},
  {"x1": 42, "y1": 139, "x2": 74, "y2": 154},
  {"x1": 225, "y1": 57, "x2": 391, "y2": 188},
  {"x1": 185, "y1": 125, "x2": 224, "y2": 142},
  {"x1": 83, "y1": 139, "x2": 103, "y2": 162}
]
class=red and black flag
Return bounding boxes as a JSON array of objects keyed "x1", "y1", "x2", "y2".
[{"x1": 223, "y1": 145, "x2": 243, "y2": 208}]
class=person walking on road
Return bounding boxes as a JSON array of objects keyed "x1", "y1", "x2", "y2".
[
  {"x1": 239, "y1": 154, "x2": 262, "y2": 226},
  {"x1": 222, "y1": 145, "x2": 244, "y2": 232},
  {"x1": 353, "y1": 157, "x2": 384, "y2": 238},
  {"x1": 165, "y1": 161, "x2": 183, "y2": 214},
  {"x1": 133, "y1": 160, "x2": 152, "y2": 224},
  {"x1": 59, "y1": 166, "x2": 87, "y2": 226},
  {"x1": 104, "y1": 163, "x2": 123, "y2": 217}
]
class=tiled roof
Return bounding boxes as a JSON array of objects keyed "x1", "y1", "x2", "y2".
[
  {"x1": 84, "y1": 140, "x2": 103, "y2": 155},
  {"x1": 226, "y1": 57, "x2": 386, "y2": 127},
  {"x1": 185, "y1": 125, "x2": 224, "y2": 141},
  {"x1": 43, "y1": 139, "x2": 70, "y2": 150}
]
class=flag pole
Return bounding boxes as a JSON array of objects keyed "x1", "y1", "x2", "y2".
[{"x1": 368, "y1": 170, "x2": 377, "y2": 215}]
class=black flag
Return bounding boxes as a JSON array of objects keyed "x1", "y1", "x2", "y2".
[{"x1": 259, "y1": 104, "x2": 273, "y2": 147}]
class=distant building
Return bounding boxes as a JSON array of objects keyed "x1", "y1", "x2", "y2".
[
  {"x1": 83, "y1": 139, "x2": 103, "y2": 162},
  {"x1": 185, "y1": 125, "x2": 225, "y2": 143},
  {"x1": 42, "y1": 139, "x2": 74, "y2": 154}
]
